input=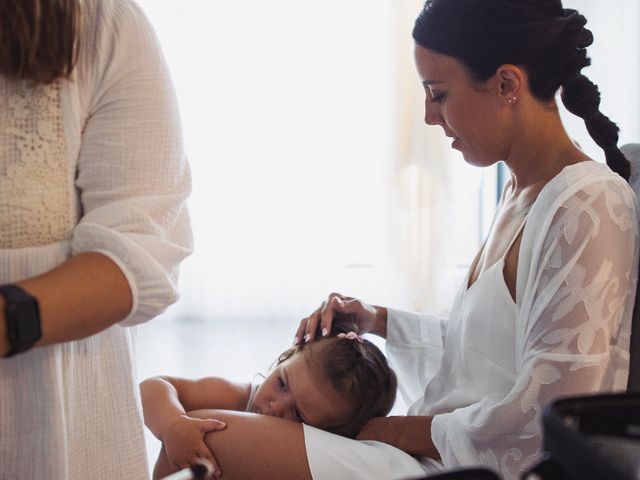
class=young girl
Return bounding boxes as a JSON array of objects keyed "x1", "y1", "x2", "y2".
[{"x1": 141, "y1": 314, "x2": 397, "y2": 479}]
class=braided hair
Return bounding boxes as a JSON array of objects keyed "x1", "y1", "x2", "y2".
[{"x1": 412, "y1": 0, "x2": 630, "y2": 180}]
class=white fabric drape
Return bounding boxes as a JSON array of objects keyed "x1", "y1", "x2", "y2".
[
  {"x1": 133, "y1": 0, "x2": 489, "y2": 322},
  {"x1": 389, "y1": 1, "x2": 496, "y2": 315},
  {"x1": 134, "y1": 0, "x2": 639, "y2": 322}
]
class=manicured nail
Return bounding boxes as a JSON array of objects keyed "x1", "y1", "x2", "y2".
[
  {"x1": 304, "y1": 333, "x2": 311, "y2": 343},
  {"x1": 322, "y1": 328, "x2": 328, "y2": 337}
]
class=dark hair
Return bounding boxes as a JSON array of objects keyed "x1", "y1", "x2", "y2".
[
  {"x1": 278, "y1": 313, "x2": 397, "y2": 438},
  {"x1": 0, "y1": 0, "x2": 80, "y2": 84},
  {"x1": 413, "y1": 0, "x2": 630, "y2": 181}
]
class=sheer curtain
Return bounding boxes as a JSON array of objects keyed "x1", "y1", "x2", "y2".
[
  {"x1": 132, "y1": 0, "x2": 488, "y2": 324},
  {"x1": 133, "y1": 0, "x2": 638, "y2": 324}
]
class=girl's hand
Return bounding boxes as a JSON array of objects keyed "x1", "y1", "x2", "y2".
[
  {"x1": 163, "y1": 415, "x2": 226, "y2": 477},
  {"x1": 295, "y1": 293, "x2": 387, "y2": 344}
]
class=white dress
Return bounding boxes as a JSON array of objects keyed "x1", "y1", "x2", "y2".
[
  {"x1": 0, "y1": 0, "x2": 192, "y2": 478},
  {"x1": 304, "y1": 161, "x2": 639, "y2": 480}
]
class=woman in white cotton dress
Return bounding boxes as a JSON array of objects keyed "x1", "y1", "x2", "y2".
[
  {"x1": 170, "y1": 1, "x2": 639, "y2": 479},
  {"x1": 0, "y1": 0, "x2": 192, "y2": 478}
]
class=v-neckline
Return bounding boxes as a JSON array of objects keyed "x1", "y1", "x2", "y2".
[{"x1": 465, "y1": 218, "x2": 528, "y2": 294}]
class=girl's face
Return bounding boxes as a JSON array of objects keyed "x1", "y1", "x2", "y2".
[
  {"x1": 414, "y1": 44, "x2": 509, "y2": 167},
  {"x1": 252, "y1": 350, "x2": 351, "y2": 429}
]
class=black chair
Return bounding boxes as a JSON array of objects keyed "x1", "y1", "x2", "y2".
[
  {"x1": 622, "y1": 143, "x2": 640, "y2": 393},
  {"x1": 411, "y1": 468, "x2": 501, "y2": 480},
  {"x1": 522, "y1": 393, "x2": 640, "y2": 480}
]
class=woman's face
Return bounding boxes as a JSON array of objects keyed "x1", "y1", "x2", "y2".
[
  {"x1": 414, "y1": 44, "x2": 509, "y2": 166},
  {"x1": 252, "y1": 350, "x2": 350, "y2": 430}
]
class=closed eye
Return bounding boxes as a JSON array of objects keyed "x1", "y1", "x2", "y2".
[
  {"x1": 430, "y1": 92, "x2": 446, "y2": 104},
  {"x1": 277, "y1": 376, "x2": 287, "y2": 391}
]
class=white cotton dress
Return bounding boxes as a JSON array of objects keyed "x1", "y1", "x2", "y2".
[
  {"x1": 0, "y1": 0, "x2": 192, "y2": 478},
  {"x1": 304, "y1": 161, "x2": 639, "y2": 480}
]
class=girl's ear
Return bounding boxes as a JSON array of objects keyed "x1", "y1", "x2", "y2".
[{"x1": 495, "y1": 64, "x2": 526, "y2": 105}]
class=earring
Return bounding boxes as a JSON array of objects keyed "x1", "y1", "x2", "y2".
[{"x1": 508, "y1": 96, "x2": 517, "y2": 105}]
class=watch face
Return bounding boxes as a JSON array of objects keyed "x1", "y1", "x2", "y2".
[{"x1": 8, "y1": 298, "x2": 42, "y2": 345}]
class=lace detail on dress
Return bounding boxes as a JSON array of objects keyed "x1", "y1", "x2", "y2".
[{"x1": 0, "y1": 79, "x2": 72, "y2": 248}]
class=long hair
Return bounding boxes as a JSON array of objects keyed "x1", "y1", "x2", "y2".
[
  {"x1": 413, "y1": 0, "x2": 630, "y2": 181},
  {"x1": 0, "y1": 0, "x2": 80, "y2": 84}
]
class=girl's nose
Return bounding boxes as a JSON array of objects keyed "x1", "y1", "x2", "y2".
[{"x1": 270, "y1": 395, "x2": 294, "y2": 418}]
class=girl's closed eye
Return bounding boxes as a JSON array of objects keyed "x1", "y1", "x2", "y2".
[{"x1": 277, "y1": 376, "x2": 287, "y2": 391}]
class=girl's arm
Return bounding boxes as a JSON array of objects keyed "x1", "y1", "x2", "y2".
[
  {"x1": 140, "y1": 376, "x2": 250, "y2": 475},
  {"x1": 141, "y1": 375, "x2": 249, "y2": 437}
]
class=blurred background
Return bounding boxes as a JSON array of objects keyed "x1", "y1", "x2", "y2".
[{"x1": 131, "y1": 0, "x2": 640, "y2": 467}]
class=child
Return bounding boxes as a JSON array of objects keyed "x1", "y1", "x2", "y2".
[{"x1": 141, "y1": 314, "x2": 397, "y2": 478}]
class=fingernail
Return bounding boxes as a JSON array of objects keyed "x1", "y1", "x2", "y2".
[
  {"x1": 294, "y1": 336, "x2": 299, "y2": 345},
  {"x1": 322, "y1": 328, "x2": 328, "y2": 337},
  {"x1": 304, "y1": 333, "x2": 311, "y2": 343}
]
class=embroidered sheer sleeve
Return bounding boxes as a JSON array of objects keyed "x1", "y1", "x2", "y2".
[
  {"x1": 430, "y1": 175, "x2": 639, "y2": 478},
  {"x1": 70, "y1": 0, "x2": 193, "y2": 326}
]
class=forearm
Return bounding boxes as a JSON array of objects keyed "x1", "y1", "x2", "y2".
[
  {"x1": 357, "y1": 415, "x2": 439, "y2": 458},
  {"x1": 140, "y1": 377, "x2": 188, "y2": 440},
  {"x1": 0, "y1": 251, "x2": 132, "y2": 356}
]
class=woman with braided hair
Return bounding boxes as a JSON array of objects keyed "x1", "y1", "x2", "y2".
[{"x1": 166, "y1": 1, "x2": 639, "y2": 479}]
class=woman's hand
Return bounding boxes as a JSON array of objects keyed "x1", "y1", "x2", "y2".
[
  {"x1": 163, "y1": 414, "x2": 226, "y2": 477},
  {"x1": 295, "y1": 293, "x2": 388, "y2": 344}
]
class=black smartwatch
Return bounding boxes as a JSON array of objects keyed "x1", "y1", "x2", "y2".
[{"x1": 1, "y1": 284, "x2": 42, "y2": 357}]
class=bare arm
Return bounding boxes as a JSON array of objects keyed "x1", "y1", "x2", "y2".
[
  {"x1": 356, "y1": 415, "x2": 440, "y2": 458},
  {"x1": 172, "y1": 410, "x2": 312, "y2": 480},
  {"x1": 0, "y1": 252, "x2": 131, "y2": 356},
  {"x1": 140, "y1": 375, "x2": 249, "y2": 440}
]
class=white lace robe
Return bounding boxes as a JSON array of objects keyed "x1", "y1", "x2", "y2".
[
  {"x1": 387, "y1": 161, "x2": 639, "y2": 479},
  {"x1": 0, "y1": 0, "x2": 192, "y2": 478}
]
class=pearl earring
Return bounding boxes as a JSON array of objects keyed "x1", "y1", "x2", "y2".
[{"x1": 508, "y1": 96, "x2": 517, "y2": 105}]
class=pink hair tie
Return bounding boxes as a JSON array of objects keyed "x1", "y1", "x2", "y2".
[{"x1": 337, "y1": 331, "x2": 363, "y2": 343}]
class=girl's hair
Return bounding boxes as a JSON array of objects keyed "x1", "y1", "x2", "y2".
[
  {"x1": 278, "y1": 314, "x2": 397, "y2": 438},
  {"x1": 0, "y1": 0, "x2": 80, "y2": 84},
  {"x1": 413, "y1": 0, "x2": 630, "y2": 181}
]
